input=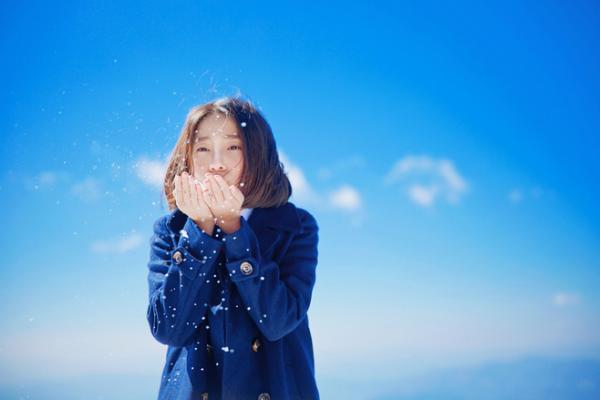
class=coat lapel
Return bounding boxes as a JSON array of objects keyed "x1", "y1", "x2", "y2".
[
  {"x1": 166, "y1": 202, "x2": 302, "y2": 259},
  {"x1": 247, "y1": 203, "x2": 302, "y2": 258}
]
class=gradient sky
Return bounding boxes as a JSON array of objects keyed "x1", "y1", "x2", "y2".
[{"x1": 1, "y1": 0, "x2": 599, "y2": 398}]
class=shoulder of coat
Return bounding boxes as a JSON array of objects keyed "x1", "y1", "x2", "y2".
[
  {"x1": 290, "y1": 203, "x2": 318, "y2": 233},
  {"x1": 152, "y1": 213, "x2": 170, "y2": 234}
]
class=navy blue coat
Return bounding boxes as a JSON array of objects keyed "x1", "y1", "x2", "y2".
[{"x1": 146, "y1": 201, "x2": 320, "y2": 400}]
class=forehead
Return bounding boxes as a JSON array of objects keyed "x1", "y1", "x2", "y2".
[{"x1": 195, "y1": 112, "x2": 239, "y2": 136}]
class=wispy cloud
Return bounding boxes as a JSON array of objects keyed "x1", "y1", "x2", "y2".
[
  {"x1": 328, "y1": 185, "x2": 362, "y2": 211},
  {"x1": 70, "y1": 177, "x2": 102, "y2": 202},
  {"x1": 134, "y1": 157, "x2": 167, "y2": 189},
  {"x1": 508, "y1": 188, "x2": 523, "y2": 203},
  {"x1": 279, "y1": 149, "x2": 320, "y2": 204},
  {"x1": 23, "y1": 170, "x2": 68, "y2": 191},
  {"x1": 317, "y1": 155, "x2": 366, "y2": 181},
  {"x1": 552, "y1": 292, "x2": 581, "y2": 307},
  {"x1": 90, "y1": 233, "x2": 144, "y2": 254},
  {"x1": 508, "y1": 186, "x2": 555, "y2": 204},
  {"x1": 279, "y1": 149, "x2": 364, "y2": 217},
  {"x1": 384, "y1": 155, "x2": 469, "y2": 207},
  {"x1": 37, "y1": 171, "x2": 58, "y2": 186}
]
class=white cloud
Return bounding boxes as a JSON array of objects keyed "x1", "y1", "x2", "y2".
[
  {"x1": 384, "y1": 155, "x2": 468, "y2": 207},
  {"x1": 70, "y1": 177, "x2": 102, "y2": 202},
  {"x1": 328, "y1": 185, "x2": 362, "y2": 211},
  {"x1": 278, "y1": 149, "x2": 319, "y2": 203},
  {"x1": 508, "y1": 188, "x2": 523, "y2": 203},
  {"x1": 279, "y1": 150, "x2": 364, "y2": 225},
  {"x1": 508, "y1": 186, "x2": 554, "y2": 204},
  {"x1": 131, "y1": 148, "x2": 365, "y2": 217},
  {"x1": 38, "y1": 171, "x2": 58, "y2": 186},
  {"x1": 408, "y1": 184, "x2": 439, "y2": 207},
  {"x1": 317, "y1": 155, "x2": 366, "y2": 181},
  {"x1": 90, "y1": 233, "x2": 144, "y2": 254},
  {"x1": 23, "y1": 170, "x2": 69, "y2": 191},
  {"x1": 552, "y1": 292, "x2": 580, "y2": 307},
  {"x1": 134, "y1": 157, "x2": 167, "y2": 189}
]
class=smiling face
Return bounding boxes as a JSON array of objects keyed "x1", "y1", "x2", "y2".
[{"x1": 191, "y1": 112, "x2": 245, "y2": 187}]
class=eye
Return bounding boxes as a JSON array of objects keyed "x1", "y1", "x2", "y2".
[{"x1": 196, "y1": 145, "x2": 241, "y2": 152}]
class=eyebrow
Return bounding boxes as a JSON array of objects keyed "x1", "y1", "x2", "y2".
[{"x1": 195, "y1": 133, "x2": 240, "y2": 142}]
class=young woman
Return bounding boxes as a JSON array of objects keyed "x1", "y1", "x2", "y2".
[{"x1": 146, "y1": 97, "x2": 320, "y2": 400}]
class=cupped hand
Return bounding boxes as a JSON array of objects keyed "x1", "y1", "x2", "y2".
[
  {"x1": 200, "y1": 173, "x2": 245, "y2": 232},
  {"x1": 173, "y1": 171, "x2": 215, "y2": 232}
]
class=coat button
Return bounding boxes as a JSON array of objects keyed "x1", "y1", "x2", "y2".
[
  {"x1": 258, "y1": 393, "x2": 270, "y2": 400},
  {"x1": 240, "y1": 261, "x2": 253, "y2": 275},
  {"x1": 201, "y1": 393, "x2": 208, "y2": 400},
  {"x1": 206, "y1": 343, "x2": 212, "y2": 353},
  {"x1": 251, "y1": 338, "x2": 261, "y2": 352},
  {"x1": 172, "y1": 251, "x2": 183, "y2": 264}
]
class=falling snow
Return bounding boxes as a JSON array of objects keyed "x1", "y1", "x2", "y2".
[{"x1": 211, "y1": 300, "x2": 224, "y2": 315}]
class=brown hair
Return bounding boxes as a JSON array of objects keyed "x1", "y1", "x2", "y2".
[{"x1": 163, "y1": 96, "x2": 292, "y2": 210}]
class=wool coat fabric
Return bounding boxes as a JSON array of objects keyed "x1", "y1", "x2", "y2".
[{"x1": 146, "y1": 201, "x2": 320, "y2": 400}]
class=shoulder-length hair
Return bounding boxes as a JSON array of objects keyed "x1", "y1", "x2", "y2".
[{"x1": 163, "y1": 96, "x2": 292, "y2": 210}]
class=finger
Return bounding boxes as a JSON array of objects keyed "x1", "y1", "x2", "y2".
[
  {"x1": 194, "y1": 180, "x2": 206, "y2": 208},
  {"x1": 190, "y1": 175, "x2": 199, "y2": 199},
  {"x1": 180, "y1": 172, "x2": 189, "y2": 207},
  {"x1": 229, "y1": 184, "x2": 244, "y2": 204},
  {"x1": 200, "y1": 184, "x2": 212, "y2": 206},
  {"x1": 174, "y1": 175, "x2": 183, "y2": 207},
  {"x1": 207, "y1": 175, "x2": 225, "y2": 204},
  {"x1": 201, "y1": 188, "x2": 218, "y2": 223},
  {"x1": 185, "y1": 174, "x2": 195, "y2": 208},
  {"x1": 187, "y1": 174, "x2": 200, "y2": 209},
  {"x1": 194, "y1": 178, "x2": 209, "y2": 212},
  {"x1": 213, "y1": 174, "x2": 234, "y2": 202},
  {"x1": 187, "y1": 175, "x2": 198, "y2": 210},
  {"x1": 201, "y1": 178, "x2": 215, "y2": 206}
]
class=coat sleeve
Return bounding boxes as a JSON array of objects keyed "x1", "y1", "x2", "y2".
[
  {"x1": 146, "y1": 215, "x2": 224, "y2": 347},
  {"x1": 221, "y1": 208, "x2": 319, "y2": 342}
]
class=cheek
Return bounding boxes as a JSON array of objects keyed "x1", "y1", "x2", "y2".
[
  {"x1": 192, "y1": 162, "x2": 209, "y2": 176},
  {"x1": 194, "y1": 159, "x2": 208, "y2": 172}
]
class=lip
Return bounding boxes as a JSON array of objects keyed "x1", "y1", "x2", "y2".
[
  {"x1": 204, "y1": 174, "x2": 229, "y2": 186},
  {"x1": 205, "y1": 172, "x2": 227, "y2": 178}
]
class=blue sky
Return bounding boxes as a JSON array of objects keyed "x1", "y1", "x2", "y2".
[{"x1": 1, "y1": 1, "x2": 600, "y2": 398}]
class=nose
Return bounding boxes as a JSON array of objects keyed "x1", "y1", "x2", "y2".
[{"x1": 208, "y1": 154, "x2": 227, "y2": 173}]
